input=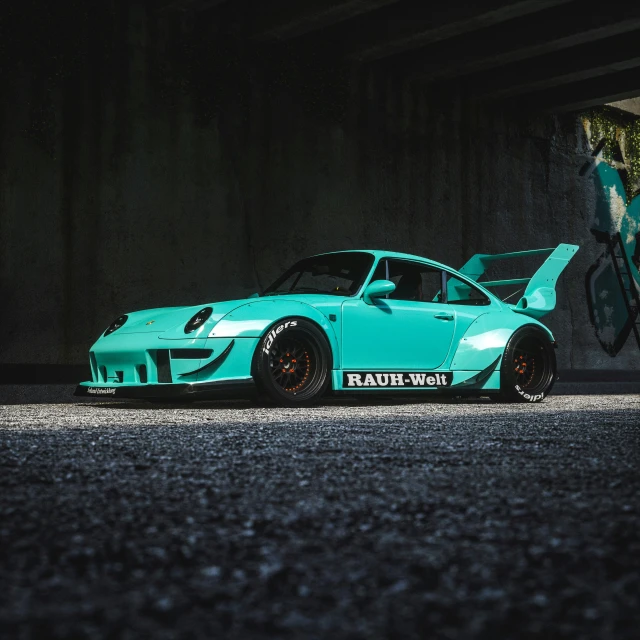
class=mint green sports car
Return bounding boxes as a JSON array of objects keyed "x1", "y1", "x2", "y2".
[{"x1": 75, "y1": 245, "x2": 578, "y2": 406}]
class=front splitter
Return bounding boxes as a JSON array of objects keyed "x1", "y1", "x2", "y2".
[{"x1": 74, "y1": 378, "x2": 255, "y2": 400}]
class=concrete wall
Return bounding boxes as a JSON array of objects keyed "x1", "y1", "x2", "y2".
[{"x1": 0, "y1": 2, "x2": 637, "y2": 370}]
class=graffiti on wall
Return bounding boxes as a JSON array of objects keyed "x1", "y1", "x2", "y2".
[{"x1": 581, "y1": 107, "x2": 640, "y2": 356}]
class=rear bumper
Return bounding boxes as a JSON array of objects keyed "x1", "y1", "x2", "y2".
[{"x1": 74, "y1": 378, "x2": 255, "y2": 400}]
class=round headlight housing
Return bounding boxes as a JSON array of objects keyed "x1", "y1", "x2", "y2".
[
  {"x1": 104, "y1": 315, "x2": 128, "y2": 337},
  {"x1": 184, "y1": 307, "x2": 213, "y2": 334}
]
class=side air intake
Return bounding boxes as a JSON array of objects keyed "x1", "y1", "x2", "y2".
[{"x1": 156, "y1": 350, "x2": 172, "y2": 383}]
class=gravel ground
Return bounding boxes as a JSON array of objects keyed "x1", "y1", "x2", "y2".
[{"x1": 1, "y1": 395, "x2": 639, "y2": 639}]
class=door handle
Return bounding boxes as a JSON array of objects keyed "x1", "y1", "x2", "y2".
[{"x1": 434, "y1": 312, "x2": 454, "y2": 321}]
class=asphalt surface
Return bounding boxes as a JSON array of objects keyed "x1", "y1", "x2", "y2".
[{"x1": 1, "y1": 395, "x2": 639, "y2": 640}]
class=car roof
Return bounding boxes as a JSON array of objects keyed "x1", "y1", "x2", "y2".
[
  {"x1": 317, "y1": 249, "x2": 457, "y2": 274},
  {"x1": 314, "y1": 249, "x2": 503, "y2": 306}
]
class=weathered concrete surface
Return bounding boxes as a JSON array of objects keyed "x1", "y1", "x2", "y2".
[
  {"x1": 0, "y1": 2, "x2": 634, "y2": 370},
  {"x1": 2, "y1": 381, "x2": 640, "y2": 405},
  {"x1": 1, "y1": 395, "x2": 639, "y2": 638}
]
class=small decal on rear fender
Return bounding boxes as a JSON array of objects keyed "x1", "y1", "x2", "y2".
[{"x1": 263, "y1": 320, "x2": 298, "y2": 354}]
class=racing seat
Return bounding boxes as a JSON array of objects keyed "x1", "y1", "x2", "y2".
[{"x1": 390, "y1": 271, "x2": 422, "y2": 301}]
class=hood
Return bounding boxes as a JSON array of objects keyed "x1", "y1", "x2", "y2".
[
  {"x1": 102, "y1": 293, "x2": 348, "y2": 342},
  {"x1": 114, "y1": 306, "x2": 201, "y2": 334},
  {"x1": 106, "y1": 300, "x2": 251, "y2": 339}
]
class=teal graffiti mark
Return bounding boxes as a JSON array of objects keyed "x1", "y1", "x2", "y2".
[{"x1": 582, "y1": 144, "x2": 640, "y2": 356}]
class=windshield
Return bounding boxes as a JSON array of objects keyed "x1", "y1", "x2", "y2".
[{"x1": 263, "y1": 252, "x2": 374, "y2": 297}]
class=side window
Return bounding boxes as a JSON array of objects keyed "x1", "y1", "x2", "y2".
[
  {"x1": 446, "y1": 274, "x2": 490, "y2": 306},
  {"x1": 418, "y1": 270, "x2": 444, "y2": 303},
  {"x1": 386, "y1": 260, "x2": 443, "y2": 303}
]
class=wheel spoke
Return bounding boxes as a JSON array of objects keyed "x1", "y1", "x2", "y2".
[
  {"x1": 514, "y1": 347, "x2": 537, "y2": 388},
  {"x1": 267, "y1": 333, "x2": 314, "y2": 392}
]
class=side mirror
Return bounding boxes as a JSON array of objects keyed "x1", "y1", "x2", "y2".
[{"x1": 363, "y1": 279, "x2": 396, "y2": 305}]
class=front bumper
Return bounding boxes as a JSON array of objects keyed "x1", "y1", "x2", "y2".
[
  {"x1": 85, "y1": 332, "x2": 260, "y2": 386},
  {"x1": 75, "y1": 378, "x2": 255, "y2": 400}
]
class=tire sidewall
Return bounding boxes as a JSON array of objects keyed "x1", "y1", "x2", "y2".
[
  {"x1": 253, "y1": 317, "x2": 331, "y2": 407},
  {"x1": 500, "y1": 326, "x2": 557, "y2": 403}
]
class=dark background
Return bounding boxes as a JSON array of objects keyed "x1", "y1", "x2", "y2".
[
  {"x1": 1, "y1": 0, "x2": 639, "y2": 371},
  {"x1": 1, "y1": 5, "x2": 640, "y2": 638}
]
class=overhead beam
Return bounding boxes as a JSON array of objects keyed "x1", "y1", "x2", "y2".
[
  {"x1": 470, "y1": 29, "x2": 640, "y2": 100},
  {"x1": 337, "y1": 0, "x2": 574, "y2": 62},
  {"x1": 385, "y1": 2, "x2": 640, "y2": 82},
  {"x1": 246, "y1": 0, "x2": 401, "y2": 41},
  {"x1": 517, "y1": 67, "x2": 640, "y2": 113},
  {"x1": 156, "y1": 0, "x2": 229, "y2": 12},
  {"x1": 608, "y1": 98, "x2": 640, "y2": 117}
]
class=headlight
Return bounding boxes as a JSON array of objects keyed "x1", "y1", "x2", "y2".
[
  {"x1": 184, "y1": 307, "x2": 213, "y2": 334},
  {"x1": 104, "y1": 315, "x2": 128, "y2": 336}
]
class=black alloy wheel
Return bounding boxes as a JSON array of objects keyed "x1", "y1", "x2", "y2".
[
  {"x1": 270, "y1": 339, "x2": 312, "y2": 392},
  {"x1": 253, "y1": 318, "x2": 331, "y2": 407},
  {"x1": 497, "y1": 326, "x2": 556, "y2": 403}
]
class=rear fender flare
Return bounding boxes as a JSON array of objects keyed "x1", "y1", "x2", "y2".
[{"x1": 450, "y1": 312, "x2": 554, "y2": 371}]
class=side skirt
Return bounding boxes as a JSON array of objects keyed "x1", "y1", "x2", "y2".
[
  {"x1": 451, "y1": 356, "x2": 501, "y2": 389},
  {"x1": 331, "y1": 367, "x2": 501, "y2": 393}
]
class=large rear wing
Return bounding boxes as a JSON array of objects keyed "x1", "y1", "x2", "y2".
[{"x1": 458, "y1": 244, "x2": 579, "y2": 319}]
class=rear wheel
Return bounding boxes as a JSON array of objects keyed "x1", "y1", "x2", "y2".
[
  {"x1": 497, "y1": 326, "x2": 556, "y2": 403},
  {"x1": 252, "y1": 318, "x2": 331, "y2": 407}
]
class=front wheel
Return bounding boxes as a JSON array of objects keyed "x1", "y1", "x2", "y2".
[
  {"x1": 252, "y1": 318, "x2": 331, "y2": 407},
  {"x1": 496, "y1": 326, "x2": 556, "y2": 403}
]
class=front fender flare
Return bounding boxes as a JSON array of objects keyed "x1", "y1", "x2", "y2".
[{"x1": 208, "y1": 299, "x2": 340, "y2": 369}]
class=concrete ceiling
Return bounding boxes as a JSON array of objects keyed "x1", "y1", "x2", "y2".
[{"x1": 160, "y1": 0, "x2": 640, "y2": 113}]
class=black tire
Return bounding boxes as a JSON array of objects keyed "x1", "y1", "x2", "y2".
[
  {"x1": 252, "y1": 318, "x2": 331, "y2": 407},
  {"x1": 497, "y1": 326, "x2": 557, "y2": 403}
]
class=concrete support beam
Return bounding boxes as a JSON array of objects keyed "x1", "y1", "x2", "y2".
[
  {"x1": 247, "y1": 0, "x2": 400, "y2": 41},
  {"x1": 608, "y1": 98, "x2": 640, "y2": 117},
  {"x1": 520, "y1": 67, "x2": 640, "y2": 113},
  {"x1": 338, "y1": 0, "x2": 573, "y2": 62},
  {"x1": 156, "y1": 0, "x2": 229, "y2": 13},
  {"x1": 387, "y1": 2, "x2": 640, "y2": 82},
  {"x1": 470, "y1": 29, "x2": 640, "y2": 100}
]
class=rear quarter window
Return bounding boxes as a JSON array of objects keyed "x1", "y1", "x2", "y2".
[{"x1": 446, "y1": 274, "x2": 490, "y2": 306}]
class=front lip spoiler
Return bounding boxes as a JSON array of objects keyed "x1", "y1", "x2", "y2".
[{"x1": 74, "y1": 378, "x2": 255, "y2": 400}]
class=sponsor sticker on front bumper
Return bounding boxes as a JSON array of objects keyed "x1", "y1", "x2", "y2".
[
  {"x1": 343, "y1": 372, "x2": 452, "y2": 388},
  {"x1": 85, "y1": 387, "x2": 117, "y2": 395}
]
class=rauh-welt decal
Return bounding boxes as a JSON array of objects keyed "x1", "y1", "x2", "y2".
[{"x1": 343, "y1": 372, "x2": 452, "y2": 388}]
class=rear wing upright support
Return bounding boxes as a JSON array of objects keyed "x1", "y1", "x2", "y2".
[{"x1": 459, "y1": 244, "x2": 580, "y2": 319}]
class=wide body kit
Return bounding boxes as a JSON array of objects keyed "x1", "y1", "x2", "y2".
[{"x1": 76, "y1": 245, "x2": 578, "y2": 404}]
